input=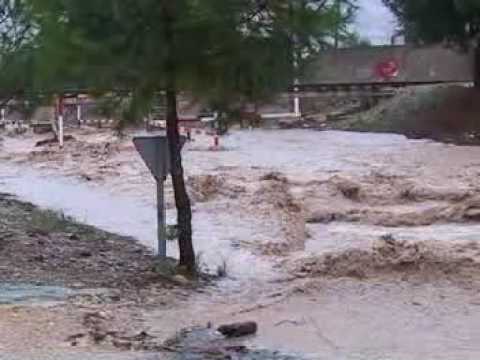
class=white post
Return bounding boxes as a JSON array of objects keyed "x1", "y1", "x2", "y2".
[
  {"x1": 293, "y1": 79, "x2": 301, "y2": 118},
  {"x1": 292, "y1": 38, "x2": 301, "y2": 118},
  {"x1": 58, "y1": 114, "x2": 64, "y2": 148},
  {"x1": 76, "y1": 103, "x2": 82, "y2": 126},
  {"x1": 56, "y1": 95, "x2": 65, "y2": 149},
  {"x1": 1, "y1": 108, "x2": 5, "y2": 123},
  {"x1": 294, "y1": 92, "x2": 301, "y2": 117}
]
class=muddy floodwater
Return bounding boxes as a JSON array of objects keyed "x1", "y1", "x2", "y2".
[{"x1": 2, "y1": 129, "x2": 480, "y2": 358}]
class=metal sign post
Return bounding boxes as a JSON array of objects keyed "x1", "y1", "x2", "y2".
[
  {"x1": 156, "y1": 180, "x2": 167, "y2": 257},
  {"x1": 133, "y1": 135, "x2": 186, "y2": 257}
]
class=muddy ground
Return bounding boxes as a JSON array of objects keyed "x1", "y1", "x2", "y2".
[
  {"x1": 0, "y1": 196, "x2": 301, "y2": 359},
  {"x1": 0, "y1": 194, "x2": 174, "y2": 354},
  {"x1": 0, "y1": 193, "x2": 177, "y2": 289},
  {"x1": 2, "y1": 127, "x2": 480, "y2": 358}
]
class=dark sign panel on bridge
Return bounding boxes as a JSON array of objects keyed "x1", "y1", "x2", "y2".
[{"x1": 303, "y1": 45, "x2": 474, "y2": 86}]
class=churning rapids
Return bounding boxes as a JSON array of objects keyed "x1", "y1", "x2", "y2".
[{"x1": 2, "y1": 129, "x2": 480, "y2": 359}]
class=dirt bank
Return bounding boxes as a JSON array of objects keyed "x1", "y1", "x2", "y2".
[
  {"x1": 0, "y1": 193, "x2": 172, "y2": 353},
  {"x1": 0, "y1": 194, "x2": 300, "y2": 358},
  {"x1": 0, "y1": 193, "x2": 181, "y2": 289},
  {"x1": 327, "y1": 85, "x2": 480, "y2": 145}
]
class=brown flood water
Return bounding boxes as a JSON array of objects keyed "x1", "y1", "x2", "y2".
[{"x1": 2, "y1": 129, "x2": 480, "y2": 358}]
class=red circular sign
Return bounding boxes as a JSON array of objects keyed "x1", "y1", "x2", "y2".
[{"x1": 375, "y1": 59, "x2": 400, "y2": 80}]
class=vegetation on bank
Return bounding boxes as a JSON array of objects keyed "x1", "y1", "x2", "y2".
[{"x1": 0, "y1": 193, "x2": 194, "y2": 289}]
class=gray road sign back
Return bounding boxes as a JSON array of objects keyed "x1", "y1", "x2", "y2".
[
  {"x1": 133, "y1": 135, "x2": 187, "y2": 180},
  {"x1": 133, "y1": 136, "x2": 169, "y2": 180}
]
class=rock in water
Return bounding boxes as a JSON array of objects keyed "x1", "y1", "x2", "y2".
[
  {"x1": 465, "y1": 207, "x2": 480, "y2": 221},
  {"x1": 217, "y1": 321, "x2": 258, "y2": 338}
]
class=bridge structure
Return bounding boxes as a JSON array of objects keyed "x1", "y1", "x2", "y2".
[
  {"x1": 285, "y1": 44, "x2": 476, "y2": 119},
  {"x1": 299, "y1": 44, "x2": 475, "y2": 93}
]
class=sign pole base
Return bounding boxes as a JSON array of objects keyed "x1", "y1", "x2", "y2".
[{"x1": 157, "y1": 180, "x2": 167, "y2": 257}]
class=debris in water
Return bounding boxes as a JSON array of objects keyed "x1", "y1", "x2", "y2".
[{"x1": 217, "y1": 321, "x2": 258, "y2": 338}]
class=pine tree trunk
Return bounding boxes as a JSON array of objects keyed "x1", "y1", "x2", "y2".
[
  {"x1": 475, "y1": 44, "x2": 480, "y2": 88},
  {"x1": 166, "y1": 89, "x2": 195, "y2": 272},
  {"x1": 164, "y1": 3, "x2": 196, "y2": 273}
]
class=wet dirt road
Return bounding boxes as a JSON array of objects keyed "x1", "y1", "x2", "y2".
[{"x1": 2, "y1": 129, "x2": 480, "y2": 358}]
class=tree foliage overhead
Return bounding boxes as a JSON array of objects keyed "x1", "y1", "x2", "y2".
[
  {"x1": 0, "y1": 1, "x2": 31, "y2": 49},
  {"x1": 20, "y1": 0, "x2": 358, "y2": 271},
  {"x1": 383, "y1": 0, "x2": 480, "y2": 44},
  {"x1": 0, "y1": 0, "x2": 36, "y2": 100},
  {"x1": 28, "y1": 0, "x2": 357, "y2": 100}
]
